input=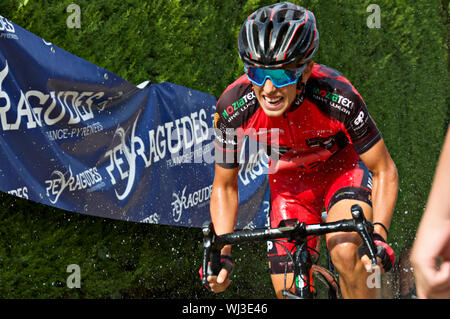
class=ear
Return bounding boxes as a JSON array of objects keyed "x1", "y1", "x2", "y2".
[{"x1": 301, "y1": 61, "x2": 315, "y2": 83}]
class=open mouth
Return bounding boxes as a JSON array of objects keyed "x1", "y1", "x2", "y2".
[{"x1": 263, "y1": 96, "x2": 284, "y2": 110}]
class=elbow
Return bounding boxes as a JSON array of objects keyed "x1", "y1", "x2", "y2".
[
  {"x1": 389, "y1": 161, "x2": 399, "y2": 185},
  {"x1": 382, "y1": 161, "x2": 399, "y2": 188},
  {"x1": 372, "y1": 160, "x2": 398, "y2": 188}
]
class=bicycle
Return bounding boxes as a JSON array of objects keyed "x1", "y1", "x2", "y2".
[{"x1": 201, "y1": 204, "x2": 378, "y2": 299}]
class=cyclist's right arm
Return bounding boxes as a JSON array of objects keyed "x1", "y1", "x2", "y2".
[{"x1": 207, "y1": 163, "x2": 240, "y2": 293}]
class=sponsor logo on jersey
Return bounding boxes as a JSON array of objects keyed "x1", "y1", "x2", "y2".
[
  {"x1": 312, "y1": 87, "x2": 354, "y2": 112},
  {"x1": 353, "y1": 110, "x2": 365, "y2": 126},
  {"x1": 221, "y1": 91, "x2": 256, "y2": 121}
]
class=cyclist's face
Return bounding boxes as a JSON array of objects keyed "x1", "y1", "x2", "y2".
[
  {"x1": 252, "y1": 62, "x2": 313, "y2": 118},
  {"x1": 253, "y1": 79, "x2": 297, "y2": 117}
]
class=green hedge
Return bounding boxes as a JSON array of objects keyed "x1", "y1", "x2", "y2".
[{"x1": 0, "y1": 0, "x2": 447, "y2": 298}]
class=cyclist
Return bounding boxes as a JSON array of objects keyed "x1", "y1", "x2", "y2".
[{"x1": 207, "y1": 2, "x2": 398, "y2": 299}]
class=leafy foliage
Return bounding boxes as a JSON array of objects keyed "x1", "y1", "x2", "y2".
[{"x1": 0, "y1": 0, "x2": 447, "y2": 298}]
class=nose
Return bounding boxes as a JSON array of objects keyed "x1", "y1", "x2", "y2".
[{"x1": 262, "y1": 78, "x2": 277, "y2": 94}]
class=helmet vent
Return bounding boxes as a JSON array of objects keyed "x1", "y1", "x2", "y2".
[
  {"x1": 264, "y1": 21, "x2": 274, "y2": 51},
  {"x1": 274, "y1": 23, "x2": 290, "y2": 54},
  {"x1": 291, "y1": 8, "x2": 303, "y2": 21},
  {"x1": 276, "y1": 9, "x2": 288, "y2": 23},
  {"x1": 255, "y1": 8, "x2": 269, "y2": 23},
  {"x1": 251, "y1": 22, "x2": 260, "y2": 56}
]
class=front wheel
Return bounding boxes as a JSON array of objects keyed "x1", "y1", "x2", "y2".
[{"x1": 310, "y1": 264, "x2": 341, "y2": 299}]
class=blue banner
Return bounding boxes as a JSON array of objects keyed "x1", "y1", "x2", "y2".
[{"x1": 0, "y1": 16, "x2": 270, "y2": 229}]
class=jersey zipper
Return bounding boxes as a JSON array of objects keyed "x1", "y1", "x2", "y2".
[{"x1": 283, "y1": 111, "x2": 296, "y2": 148}]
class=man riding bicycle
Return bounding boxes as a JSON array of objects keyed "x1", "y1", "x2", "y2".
[{"x1": 207, "y1": 2, "x2": 398, "y2": 299}]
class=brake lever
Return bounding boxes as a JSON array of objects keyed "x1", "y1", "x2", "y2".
[
  {"x1": 201, "y1": 221, "x2": 221, "y2": 285},
  {"x1": 201, "y1": 221, "x2": 213, "y2": 286},
  {"x1": 351, "y1": 205, "x2": 377, "y2": 266}
]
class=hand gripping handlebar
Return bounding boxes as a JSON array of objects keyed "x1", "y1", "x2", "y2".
[{"x1": 201, "y1": 221, "x2": 222, "y2": 287}]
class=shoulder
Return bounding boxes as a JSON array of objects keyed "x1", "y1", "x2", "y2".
[
  {"x1": 305, "y1": 63, "x2": 365, "y2": 120},
  {"x1": 306, "y1": 64, "x2": 381, "y2": 153},
  {"x1": 214, "y1": 75, "x2": 258, "y2": 130}
]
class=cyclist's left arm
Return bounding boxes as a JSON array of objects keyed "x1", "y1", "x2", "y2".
[
  {"x1": 359, "y1": 138, "x2": 398, "y2": 271},
  {"x1": 359, "y1": 138, "x2": 398, "y2": 239}
]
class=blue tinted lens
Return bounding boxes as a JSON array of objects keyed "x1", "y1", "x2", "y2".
[{"x1": 245, "y1": 65, "x2": 306, "y2": 88}]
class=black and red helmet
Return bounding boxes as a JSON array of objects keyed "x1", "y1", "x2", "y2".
[{"x1": 238, "y1": 2, "x2": 319, "y2": 68}]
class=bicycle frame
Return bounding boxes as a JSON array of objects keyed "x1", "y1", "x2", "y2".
[
  {"x1": 287, "y1": 238, "x2": 315, "y2": 299},
  {"x1": 201, "y1": 204, "x2": 377, "y2": 299}
]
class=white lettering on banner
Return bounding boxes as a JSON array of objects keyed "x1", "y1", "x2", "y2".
[
  {"x1": 171, "y1": 185, "x2": 212, "y2": 223},
  {"x1": 0, "y1": 15, "x2": 18, "y2": 40},
  {"x1": 104, "y1": 120, "x2": 138, "y2": 201},
  {"x1": 0, "y1": 15, "x2": 15, "y2": 33},
  {"x1": 7, "y1": 186, "x2": 29, "y2": 199},
  {"x1": 46, "y1": 122, "x2": 104, "y2": 141},
  {"x1": 0, "y1": 33, "x2": 18, "y2": 40},
  {"x1": 140, "y1": 213, "x2": 161, "y2": 224},
  {"x1": 0, "y1": 60, "x2": 108, "y2": 132},
  {"x1": 44, "y1": 166, "x2": 103, "y2": 204},
  {"x1": 104, "y1": 108, "x2": 214, "y2": 201},
  {"x1": 0, "y1": 62, "x2": 11, "y2": 130}
]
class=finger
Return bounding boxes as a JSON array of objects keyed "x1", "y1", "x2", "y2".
[
  {"x1": 428, "y1": 262, "x2": 450, "y2": 297},
  {"x1": 209, "y1": 276, "x2": 231, "y2": 293},
  {"x1": 217, "y1": 268, "x2": 229, "y2": 284},
  {"x1": 207, "y1": 275, "x2": 217, "y2": 283},
  {"x1": 414, "y1": 269, "x2": 436, "y2": 299},
  {"x1": 436, "y1": 261, "x2": 450, "y2": 282},
  {"x1": 360, "y1": 254, "x2": 373, "y2": 272},
  {"x1": 211, "y1": 279, "x2": 230, "y2": 293}
]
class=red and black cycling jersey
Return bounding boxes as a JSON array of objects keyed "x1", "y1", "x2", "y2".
[{"x1": 214, "y1": 63, "x2": 382, "y2": 172}]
